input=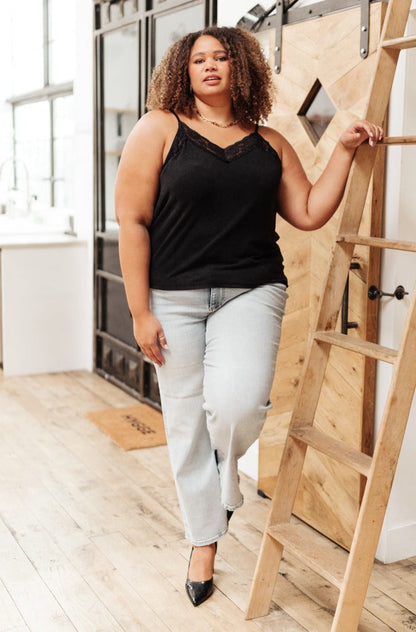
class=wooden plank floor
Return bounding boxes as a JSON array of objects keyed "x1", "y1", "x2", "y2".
[{"x1": 0, "y1": 369, "x2": 415, "y2": 632}]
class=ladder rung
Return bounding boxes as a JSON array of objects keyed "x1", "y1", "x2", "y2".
[
  {"x1": 337, "y1": 233, "x2": 416, "y2": 253},
  {"x1": 267, "y1": 521, "x2": 347, "y2": 589},
  {"x1": 382, "y1": 34, "x2": 416, "y2": 50},
  {"x1": 381, "y1": 135, "x2": 416, "y2": 145},
  {"x1": 314, "y1": 331, "x2": 398, "y2": 364},
  {"x1": 290, "y1": 426, "x2": 372, "y2": 476}
]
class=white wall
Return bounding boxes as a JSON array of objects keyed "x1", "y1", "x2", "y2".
[
  {"x1": 217, "y1": 0, "x2": 256, "y2": 27},
  {"x1": 0, "y1": 0, "x2": 94, "y2": 373},
  {"x1": 375, "y1": 4, "x2": 416, "y2": 563},
  {"x1": 72, "y1": 0, "x2": 94, "y2": 370},
  {"x1": 0, "y1": 3, "x2": 13, "y2": 167},
  {"x1": 73, "y1": 0, "x2": 94, "y2": 248}
]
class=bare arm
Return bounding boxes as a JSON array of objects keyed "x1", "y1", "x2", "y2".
[
  {"x1": 115, "y1": 110, "x2": 172, "y2": 366},
  {"x1": 267, "y1": 120, "x2": 383, "y2": 231}
]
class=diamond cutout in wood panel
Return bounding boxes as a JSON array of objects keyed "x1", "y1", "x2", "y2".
[{"x1": 298, "y1": 79, "x2": 336, "y2": 145}]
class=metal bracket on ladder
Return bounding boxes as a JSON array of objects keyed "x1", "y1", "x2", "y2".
[
  {"x1": 360, "y1": 0, "x2": 370, "y2": 58},
  {"x1": 275, "y1": 0, "x2": 284, "y2": 73}
]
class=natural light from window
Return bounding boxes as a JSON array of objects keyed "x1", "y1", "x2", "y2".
[{"x1": 4, "y1": 0, "x2": 76, "y2": 213}]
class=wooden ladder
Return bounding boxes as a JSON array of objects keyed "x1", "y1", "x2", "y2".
[{"x1": 246, "y1": 1, "x2": 416, "y2": 630}]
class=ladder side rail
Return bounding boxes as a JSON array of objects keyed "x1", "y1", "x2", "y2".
[
  {"x1": 247, "y1": 241, "x2": 357, "y2": 619},
  {"x1": 247, "y1": 63, "x2": 399, "y2": 629},
  {"x1": 246, "y1": 530, "x2": 285, "y2": 618},
  {"x1": 284, "y1": 0, "x2": 413, "y2": 460},
  {"x1": 332, "y1": 283, "x2": 416, "y2": 632},
  {"x1": 378, "y1": 0, "x2": 413, "y2": 47},
  {"x1": 337, "y1": 0, "x2": 412, "y2": 234},
  {"x1": 297, "y1": 11, "x2": 410, "y2": 386},
  {"x1": 288, "y1": 236, "x2": 365, "y2": 432},
  {"x1": 246, "y1": 242, "x2": 357, "y2": 620},
  {"x1": 246, "y1": 418, "x2": 312, "y2": 617},
  {"x1": 288, "y1": 151, "x2": 389, "y2": 429},
  {"x1": 275, "y1": 0, "x2": 413, "y2": 428},
  {"x1": 247, "y1": 0, "x2": 413, "y2": 623},
  {"x1": 246, "y1": 303, "x2": 355, "y2": 619}
]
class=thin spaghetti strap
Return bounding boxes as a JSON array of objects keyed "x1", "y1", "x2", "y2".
[
  {"x1": 171, "y1": 110, "x2": 181, "y2": 124},
  {"x1": 254, "y1": 123, "x2": 259, "y2": 133}
]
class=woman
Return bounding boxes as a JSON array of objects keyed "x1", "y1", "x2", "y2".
[{"x1": 115, "y1": 26, "x2": 382, "y2": 607}]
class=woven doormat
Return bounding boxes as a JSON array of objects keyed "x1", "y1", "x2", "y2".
[{"x1": 86, "y1": 404, "x2": 166, "y2": 451}]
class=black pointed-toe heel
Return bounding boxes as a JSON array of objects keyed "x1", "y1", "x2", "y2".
[
  {"x1": 185, "y1": 545, "x2": 216, "y2": 607},
  {"x1": 227, "y1": 510, "x2": 233, "y2": 523}
]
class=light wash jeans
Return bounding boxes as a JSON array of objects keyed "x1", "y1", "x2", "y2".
[{"x1": 150, "y1": 283, "x2": 288, "y2": 546}]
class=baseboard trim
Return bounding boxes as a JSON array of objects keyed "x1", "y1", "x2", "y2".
[{"x1": 376, "y1": 522, "x2": 416, "y2": 563}]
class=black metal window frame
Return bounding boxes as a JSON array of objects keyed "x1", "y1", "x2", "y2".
[
  {"x1": 93, "y1": 0, "x2": 216, "y2": 235},
  {"x1": 7, "y1": 0, "x2": 74, "y2": 207},
  {"x1": 93, "y1": 0, "x2": 216, "y2": 405}
]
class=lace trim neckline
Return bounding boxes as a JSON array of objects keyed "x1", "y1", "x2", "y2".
[{"x1": 178, "y1": 119, "x2": 260, "y2": 162}]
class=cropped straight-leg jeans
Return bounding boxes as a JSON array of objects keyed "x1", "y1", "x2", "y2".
[{"x1": 150, "y1": 283, "x2": 288, "y2": 546}]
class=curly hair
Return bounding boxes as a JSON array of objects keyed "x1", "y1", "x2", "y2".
[{"x1": 146, "y1": 26, "x2": 275, "y2": 125}]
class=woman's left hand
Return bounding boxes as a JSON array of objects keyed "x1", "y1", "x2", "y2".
[{"x1": 340, "y1": 120, "x2": 384, "y2": 150}]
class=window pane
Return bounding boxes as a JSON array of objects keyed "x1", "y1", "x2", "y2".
[
  {"x1": 123, "y1": 0, "x2": 137, "y2": 17},
  {"x1": 48, "y1": 0, "x2": 76, "y2": 84},
  {"x1": 154, "y1": 5, "x2": 205, "y2": 67},
  {"x1": 103, "y1": 24, "x2": 139, "y2": 228},
  {"x1": 11, "y1": 0, "x2": 44, "y2": 94},
  {"x1": 53, "y1": 95, "x2": 74, "y2": 208},
  {"x1": 15, "y1": 101, "x2": 51, "y2": 207}
]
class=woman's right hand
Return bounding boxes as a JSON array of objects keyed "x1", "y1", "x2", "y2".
[{"x1": 133, "y1": 311, "x2": 168, "y2": 367}]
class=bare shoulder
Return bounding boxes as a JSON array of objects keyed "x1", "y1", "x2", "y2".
[
  {"x1": 138, "y1": 109, "x2": 177, "y2": 132},
  {"x1": 125, "y1": 109, "x2": 176, "y2": 146},
  {"x1": 115, "y1": 111, "x2": 176, "y2": 224},
  {"x1": 120, "y1": 109, "x2": 177, "y2": 167}
]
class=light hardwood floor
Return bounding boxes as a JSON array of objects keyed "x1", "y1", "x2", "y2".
[{"x1": 0, "y1": 369, "x2": 415, "y2": 632}]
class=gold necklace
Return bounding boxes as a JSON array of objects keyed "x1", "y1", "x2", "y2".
[{"x1": 196, "y1": 109, "x2": 238, "y2": 129}]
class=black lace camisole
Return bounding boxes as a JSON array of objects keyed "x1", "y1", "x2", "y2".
[{"x1": 149, "y1": 112, "x2": 287, "y2": 290}]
